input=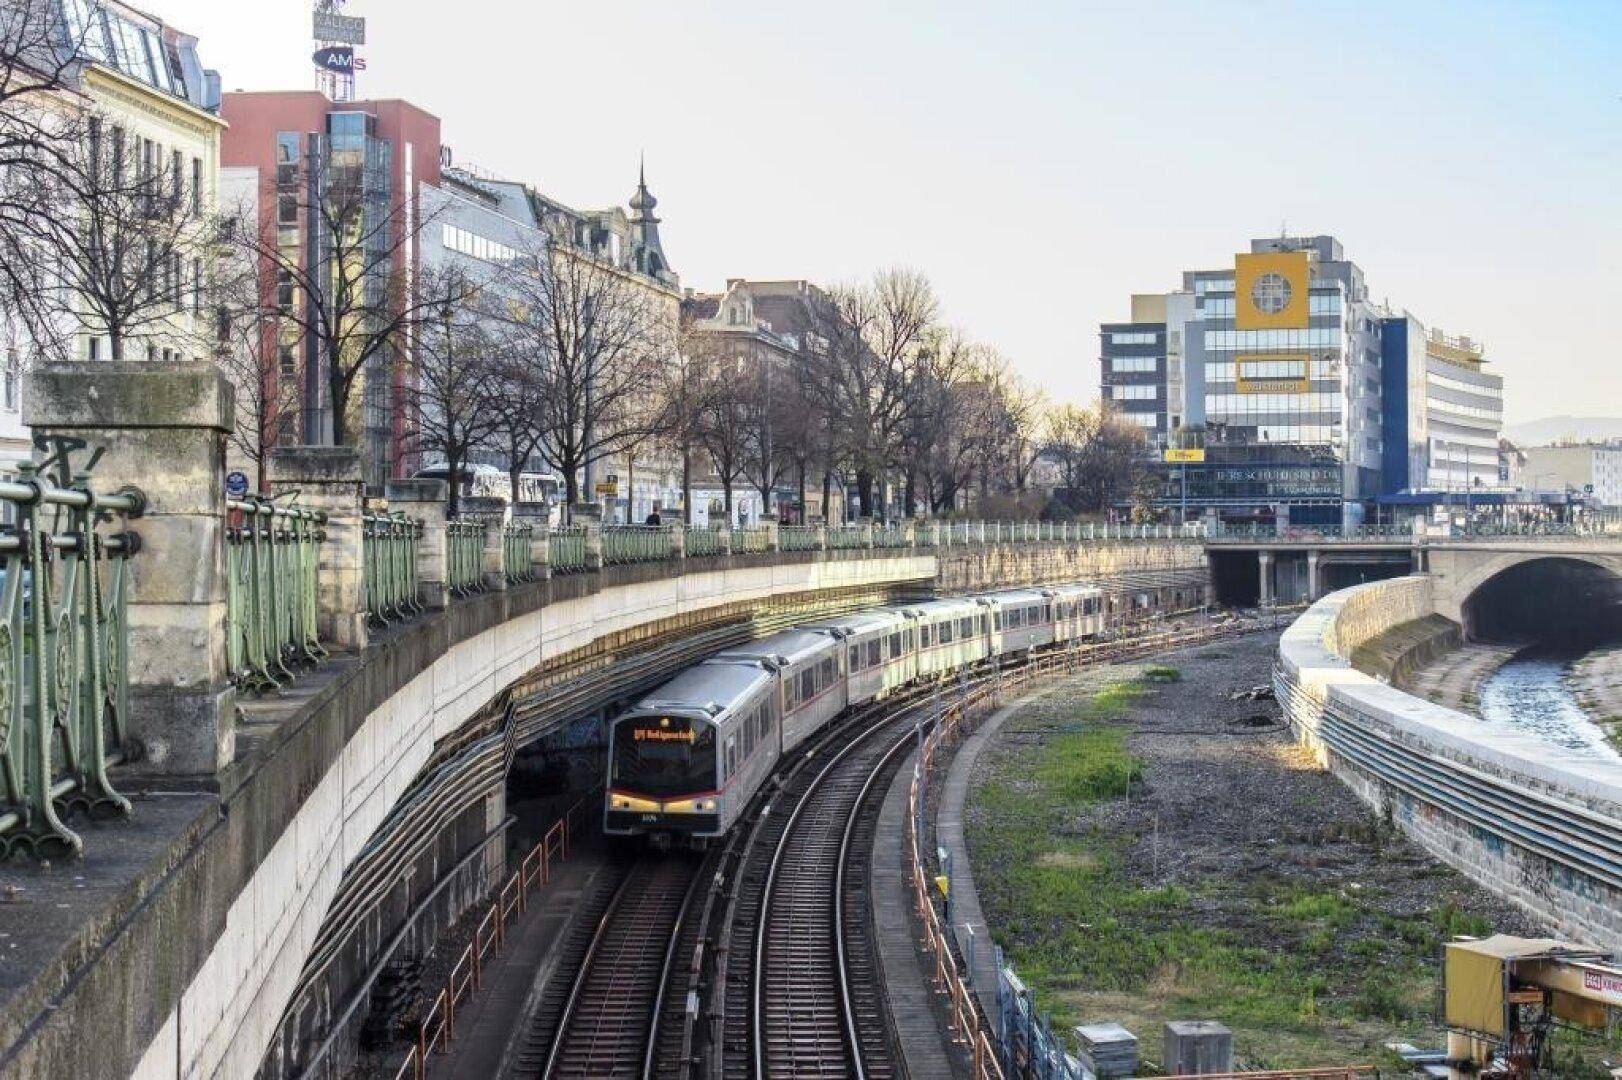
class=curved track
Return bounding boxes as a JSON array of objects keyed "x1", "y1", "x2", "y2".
[{"x1": 527, "y1": 856, "x2": 704, "y2": 1079}]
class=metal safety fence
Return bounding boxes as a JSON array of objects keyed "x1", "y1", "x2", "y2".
[
  {"x1": 873, "y1": 522, "x2": 910, "y2": 548},
  {"x1": 550, "y1": 525, "x2": 588, "y2": 573},
  {"x1": 396, "y1": 795, "x2": 596, "y2": 1080},
  {"x1": 685, "y1": 525, "x2": 722, "y2": 557},
  {"x1": 603, "y1": 524, "x2": 672, "y2": 564},
  {"x1": 446, "y1": 518, "x2": 487, "y2": 594},
  {"x1": 828, "y1": 525, "x2": 869, "y2": 550},
  {"x1": 228, "y1": 495, "x2": 327, "y2": 687},
  {"x1": 778, "y1": 524, "x2": 820, "y2": 551},
  {"x1": 503, "y1": 522, "x2": 536, "y2": 584},
  {"x1": 905, "y1": 620, "x2": 1293, "y2": 1079},
  {"x1": 363, "y1": 511, "x2": 423, "y2": 624},
  {"x1": 733, "y1": 526, "x2": 770, "y2": 554},
  {"x1": 0, "y1": 453, "x2": 143, "y2": 860}
]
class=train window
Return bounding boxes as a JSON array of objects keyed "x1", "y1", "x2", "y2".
[
  {"x1": 821, "y1": 658, "x2": 835, "y2": 684},
  {"x1": 611, "y1": 717, "x2": 716, "y2": 798},
  {"x1": 939, "y1": 620, "x2": 953, "y2": 644},
  {"x1": 800, "y1": 668, "x2": 814, "y2": 700},
  {"x1": 890, "y1": 633, "x2": 902, "y2": 656}
]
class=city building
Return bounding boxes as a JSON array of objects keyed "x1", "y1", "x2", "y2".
[
  {"x1": 2, "y1": 1, "x2": 224, "y2": 476},
  {"x1": 1380, "y1": 316, "x2": 1504, "y2": 496},
  {"x1": 679, "y1": 279, "x2": 843, "y2": 524},
  {"x1": 221, "y1": 91, "x2": 442, "y2": 488},
  {"x1": 1103, "y1": 234, "x2": 1508, "y2": 526},
  {"x1": 1522, "y1": 443, "x2": 1622, "y2": 507}
]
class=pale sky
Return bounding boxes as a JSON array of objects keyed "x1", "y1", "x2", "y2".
[{"x1": 158, "y1": 0, "x2": 1619, "y2": 423}]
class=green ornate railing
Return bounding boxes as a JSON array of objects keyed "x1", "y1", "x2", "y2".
[
  {"x1": 0, "y1": 451, "x2": 144, "y2": 859},
  {"x1": 779, "y1": 525, "x2": 820, "y2": 551},
  {"x1": 734, "y1": 527, "x2": 770, "y2": 554},
  {"x1": 446, "y1": 518, "x2": 487, "y2": 594},
  {"x1": 603, "y1": 524, "x2": 672, "y2": 565},
  {"x1": 873, "y1": 523, "x2": 910, "y2": 548},
  {"x1": 504, "y1": 522, "x2": 536, "y2": 583},
  {"x1": 684, "y1": 526, "x2": 721, "y2": 558},
  {"x1": 551, "y1": 525, "x2": 588, "y2": 573},
  {"x1": 362, "y1": 511, "x2": 423, "y2": 623},
  {"x1": 228, "y1": 496, "x2": 327, "y2": 687},
  {"x1": 828, "y1": 525, "x2": 868, "y2": 550}
]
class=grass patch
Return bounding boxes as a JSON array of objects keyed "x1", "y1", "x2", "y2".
[
  {"x1": 965, "y1": 671, "x2": 1526, "y2": 1070},
  {"x1": 1143, "y1": 665, "x2": 1181, "y2": 682}
]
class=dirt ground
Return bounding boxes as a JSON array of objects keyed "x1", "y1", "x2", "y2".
[{"x1": 965, "y1": 631, "x2": 1618, "y2": 1075}]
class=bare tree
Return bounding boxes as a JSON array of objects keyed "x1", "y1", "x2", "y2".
[
  {"x1": 688, "y1": 337, "x2": 754, "y2": 521},
  {"x1": 225, "y1": 154, "x2": 460, "y2": 451},
  {"x1": 211, "y1": 226, "x2": 300, "y2": 490},
  {"x1": 801, "y1": 268, "x2": 939, "y2": 518},
  {"x1": 492, "y1": 242, "x2": 671, "y2": 512},
  {"x1": 403, "y1": 265, "x2": 503, "y2": 515},
  {"x1": 16, "y1": 106, "x2": 216, "y2": 362},
  {"x1": 484, "y1": 345, "x2": 550, "y2": 506},
  {"x1": 0, "y1": 0, "x2": 88, "y2": 329},
  {"x1": 1042, "y1": 401, "x2": 1147, "y2": 515}
]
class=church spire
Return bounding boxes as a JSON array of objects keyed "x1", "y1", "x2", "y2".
[{"x1": 628, "y1": 154, "x2": 672, "y2": 282}]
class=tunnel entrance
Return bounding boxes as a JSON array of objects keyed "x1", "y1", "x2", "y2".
[
  {"x1": 1462, "y1": 557, "x2": 1622, "y2": 650},
  {"x1": 1209, "y1": 550, "x2": 1260, "y2": 607}
]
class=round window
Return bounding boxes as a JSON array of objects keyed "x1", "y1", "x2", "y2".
[{"x1": 1250, "y1": 272, "x2": 1293, "y2": 315}]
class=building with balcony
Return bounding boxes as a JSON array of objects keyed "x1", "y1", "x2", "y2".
[{"x1": 1102, "y1": 235, "x2": 1507, "y2": 526}]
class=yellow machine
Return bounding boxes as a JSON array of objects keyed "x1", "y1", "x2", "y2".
[{"x1": 1444, "y1": 935, "x2": 1622, "y2": 1077}]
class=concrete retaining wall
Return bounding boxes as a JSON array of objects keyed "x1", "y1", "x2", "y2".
[
  {"x1": 1, "y1": 538, "x2": 1209, "y2": 1080},
  {"x1": 1277, "y1": 577, "x2": 1622, "y2": 951}
]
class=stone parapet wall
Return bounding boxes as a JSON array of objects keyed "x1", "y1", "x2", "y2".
[
  {"x1": 934, "y1": 539, "x2": 1208, "y2": 595},
  {"x1": 1277, "y1": 581, "x2": 1622, "y2": 952}
]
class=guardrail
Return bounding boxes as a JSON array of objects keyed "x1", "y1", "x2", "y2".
[
  {"x1": 0, "y1": 458, "x2": 143, "y2": 859},
  {"x1": 779, "y1": 524, "x2": 820, "y2": 552},
  {"x1": 446, "y1": 518, "x2": 487, "y2": 594},
  {"x1": 685, "y1": 525, "x2": 722, "y2": 557},
  {"x1": 396, "y1": 794, "x2": 596, "y2": 1080},
  {"x1": 229, "y1": 496, "x2": 327, "y2": 687},
  {"x1": 603, "y1": 523, "x2": 673, "y2": 564},
  {"x1": 906, "y1": 620, "x2": 1293, "y2": 1079},
  {"x1": 363, "y1": 511, "x2": 423, "y2": 624},
  {"x1": 503, "y1": 522, "x2": 536, "y2": 584},
  {"x1": 733, "y1": 526, "x2": 770, "y2": 554},
  {"x1": 550, "y1": 524, "x2": 588, "y2": 573}
]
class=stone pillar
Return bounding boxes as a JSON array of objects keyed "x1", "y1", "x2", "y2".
[
  {"x1": 1307, "y1": 549, "x2": 1322, "y2": 601},
  {"x1": 670, "y1": 522, "x2": 686, "y2": 559},
  {"x1": 575, "y1": 510, "x2": 604, "y2": 571},
  {"x1": 269, "y1": 446, "x2": 367, "y2": 651},
  {"x1": 512, "y1": 501, "x2": 552, "y2": 580},
  {"x1": 385, "y1": 478, "x2": 449, "y2": 609},
  {"x1": 463, "y1": 496, "x2": 508, "y2": 591},
  {"x1": 717, "y1": 526, "x2": 734, "y2": 557},
  {"x1": 1258, "y1": 550, "x2": 1274, "y2": 607},
  {"x1": 761, "y1": 513, "x2": 780, "y2": 552},
  {"x1": 816, "y1": 523, "x2": 828, "y2": 551},
  {"x1": 23, "y1": 361, "x2": 234, "y2": 779},
  {"x1": 903, "y1": 519, "x2": 918, "y2": 548},
  {"x1": 862, "y1": 519, "x2": 875, "y2": 549}
]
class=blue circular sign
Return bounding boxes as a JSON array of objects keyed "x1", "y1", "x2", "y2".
[{"x1": 226, "y1": 471, "x2": 250, "y2": 498}]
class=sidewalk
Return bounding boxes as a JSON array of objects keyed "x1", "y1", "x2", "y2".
[
  {"x1": 425, "y1": 837, "x2": 610, "y2": 1080},
  {"x1": 871, "y1": 747, "x2": 966, "y2": 1078}
]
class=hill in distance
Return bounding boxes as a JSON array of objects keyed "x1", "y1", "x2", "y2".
[{"x1": 1503, "y1": 415, "x2": 1622, "y2": 447}]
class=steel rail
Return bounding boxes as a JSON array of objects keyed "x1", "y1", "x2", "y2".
[
  {"x1": 750, "y1": 700, "x2": 930, "y2": 1079},
  {"x1": 540, "y1": 856, "x2": 702, "y2": 1079}
]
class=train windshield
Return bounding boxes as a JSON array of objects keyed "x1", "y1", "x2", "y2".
[{"x1": 611, "y1": 715, "x2": 716, "y2": 798}]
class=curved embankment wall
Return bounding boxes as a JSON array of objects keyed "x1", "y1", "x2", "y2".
[
  {"x1": 1, "y1": 537, "x2": 1207, "y2": 1080},
  {"x1": 1276, "y1": 576, "x2": 1622, "y2": 952}
]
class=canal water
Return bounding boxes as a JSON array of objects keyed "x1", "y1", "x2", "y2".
[{"x1": 1478, "y1": 649, "x2": 1619, "y2": 760}]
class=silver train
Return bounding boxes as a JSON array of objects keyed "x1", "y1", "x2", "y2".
[{"x1": 604, "y1": 579, "x2": 1187, "y2": 842}]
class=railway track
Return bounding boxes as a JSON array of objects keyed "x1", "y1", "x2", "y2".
[
  {"x1": 750, "y1": 703, "x2": 921, "y2": 1079},
  {"x1": 514, "y1": 615, "x2": 1271, "y2": 1080}
]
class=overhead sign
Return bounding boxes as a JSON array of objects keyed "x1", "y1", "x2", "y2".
[
  {"x1": 1163, "y1": 448, "x2": 1205, "y2": 464},
  {"x1": 1234, "y1": 250, "x2": 1310, "y2": 330},
  {"x1": 312, "y1": 46, "x2": 356, "y2": 74},
  {"x1": 313, "y1": 12, "x2": 366, "y2": 45}
]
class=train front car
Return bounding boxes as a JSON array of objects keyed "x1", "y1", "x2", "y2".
[{"x1": 604, "y1": 660, "x2": 774, "y2": 845}]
